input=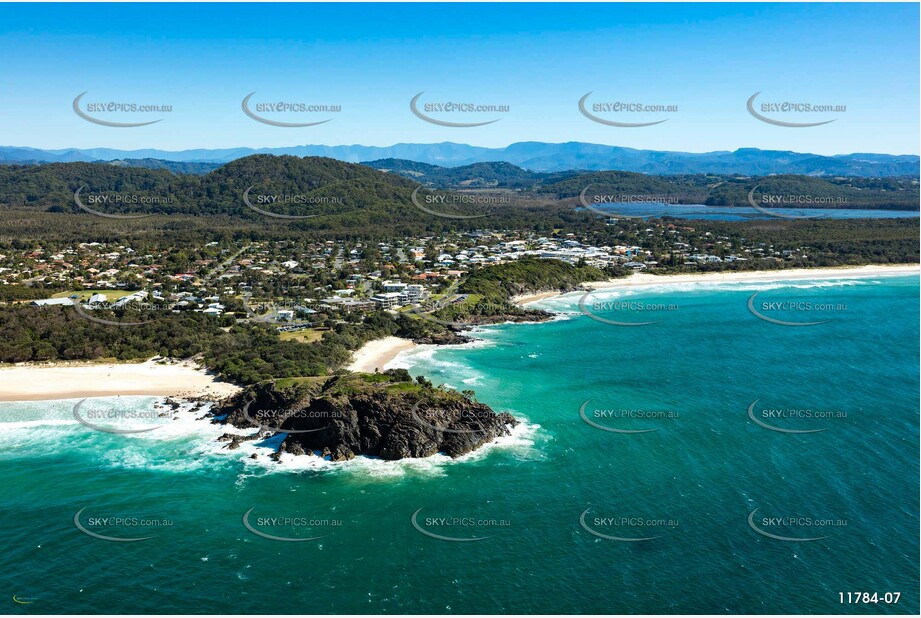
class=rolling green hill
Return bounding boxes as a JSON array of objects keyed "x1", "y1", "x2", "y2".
[{"x1": 364, "y1": 158, "x2": 578, "y2": 189}]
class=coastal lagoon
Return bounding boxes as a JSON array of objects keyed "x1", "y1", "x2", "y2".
[
  {"x1": 582, "y1": 203, "x2": 921, "y2": 220},
  {"x1": 1, "y1": 274, "x2": 918, "y2": 614}
]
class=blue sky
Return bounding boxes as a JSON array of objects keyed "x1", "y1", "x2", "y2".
[{"x1": 0, "y1": 3, "x2": 918, "y2": 154}]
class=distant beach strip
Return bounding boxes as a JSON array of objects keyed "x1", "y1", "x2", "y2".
[{"x1": 512, "y1": 264, "x2": 920, "y2": 305}]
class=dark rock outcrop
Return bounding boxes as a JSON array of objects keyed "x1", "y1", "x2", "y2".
[
  {"x1": 411, "y1": 331, "x2": 472, "y2": 346},
  {"x1": 213, "y1": 376, "x2": 517, "y2": 462}
]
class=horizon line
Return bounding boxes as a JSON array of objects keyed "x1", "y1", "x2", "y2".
[{"x1": 2, "y1": 141, "x2": 919, "y2": 159}]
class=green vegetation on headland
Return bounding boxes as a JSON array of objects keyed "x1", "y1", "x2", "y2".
[
  {"x1": 459, "y1": 258, "x2": 612, "y2": 302},
  {"x1": 0, "y1": 304, "x2": 447, "y2": 384},
  {"x1": 420, "y1": 259, "x2": 618, "y2": 326},
  {"x1": 203, "y1": 313, "x2": 427, "y2": 384},
  {"x1": 215, "y1": 371, "x2": 517, "y2": 461}
]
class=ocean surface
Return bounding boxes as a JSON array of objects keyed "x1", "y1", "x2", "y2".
[
  {"x1": 582, "y1": 203, "x2": 920, "y2": 220},
  {"x1": 1, "y1": 274, "x2": 918, "y2": 614}
]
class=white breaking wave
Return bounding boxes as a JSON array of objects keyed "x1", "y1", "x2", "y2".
[
  {"x1": 389, "y1": 345, "x2": 482, "y2": 373},
  {"x1": 0, "y1": 395, "x2": 543, "y2": 479},
  {"x1": 231, "y1": 417, "x2": 542, "y2": 480},
  {"x1": 529, "y1": 277, "x2": 874, "y2": 314}
]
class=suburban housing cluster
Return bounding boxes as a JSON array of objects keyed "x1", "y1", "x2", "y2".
[{"x1": 3, "y1": 221, "x2": 810, "y2": 325}]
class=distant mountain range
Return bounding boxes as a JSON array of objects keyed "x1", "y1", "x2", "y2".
[
  {"x1": 2, "y1": 156, "x2": 916, "y2": 217},
  {"x1": 1, "y1": 142, "x2": 918, "y2": 177}
]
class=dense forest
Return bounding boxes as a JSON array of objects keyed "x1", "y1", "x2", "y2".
[
  {"x1": 0, "y1": 303, "x2": 446, "y2": 384},
  {"x1": 0, "y1": 156, "x2": 570, "y2": 236},
  {"x1": 1, "y1": 156, "x2": 916, "y2": 223},
  {"x1": 111, "y1": 158, "x2": 224, "y2": 175}
]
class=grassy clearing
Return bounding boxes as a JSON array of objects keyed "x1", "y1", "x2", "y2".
[
  {"x1": 279, "y1": 327, "x2": 327, "y2": 343},
  {"x1": 52, "y1": 289, "x2": 137, "y2": 301}
]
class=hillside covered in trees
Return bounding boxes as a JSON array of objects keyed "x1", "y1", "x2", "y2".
[
  {"x1": 1, "y1": 156, "x2": 916, "y2": 222},
  {"x1": 545, "y1": 171, "x2": 920, "y2": 210},
  {"x1": 0, "y1": 155, "x2": 568, "y2": 235}
]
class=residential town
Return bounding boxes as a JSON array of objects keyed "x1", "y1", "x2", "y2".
[{"x1": 1, "y1": 220, "x2": 811, "y2": 327}]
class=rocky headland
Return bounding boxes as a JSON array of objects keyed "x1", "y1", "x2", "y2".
[{"x1": 211, "y1": 371, "x2": 518, "y2": 462}]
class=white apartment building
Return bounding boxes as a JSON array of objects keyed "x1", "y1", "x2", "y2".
[{"x1": 371, "y1": 292, "x2": 403, "y2": 309}]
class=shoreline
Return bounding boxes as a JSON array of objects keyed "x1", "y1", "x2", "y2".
[
  {"x1": 4, "y1": 265, "x2": 913, "y2": 401},
  {"x1": 347, "y1": 336, "x2": 417, "y2": 373},
  {"x1": 0, "y1": 358, "x2": 241, "y2": 402},
  {"x1": 513, "y1": 264, "x2": 919, "y2": 305}
]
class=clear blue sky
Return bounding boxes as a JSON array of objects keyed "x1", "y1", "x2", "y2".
[{"x1": 0, "y1": 2, "x2": 917, "y2": 155}]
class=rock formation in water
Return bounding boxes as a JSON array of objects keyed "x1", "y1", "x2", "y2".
[{"x1": 212, "y1": 372, "x2": 517, "y2": 462}]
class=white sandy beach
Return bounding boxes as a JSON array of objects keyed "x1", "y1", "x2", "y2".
[
  {"x1": 513, "y1": 264, "x2": 920, "y2": 305},
  {"x1": 0, "y1": 358, "x2": 241, "y2": 402},
  {"x1": 347, "y1": 336, "x2": 417, "y2": 373},
  {"x1": 510, "y1": 290, "x2": 570, "y2": 305}
]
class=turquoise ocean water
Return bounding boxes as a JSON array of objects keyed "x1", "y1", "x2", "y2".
[{"x1": 1, "y1": 274, "x2": 918, "y2": 614}]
